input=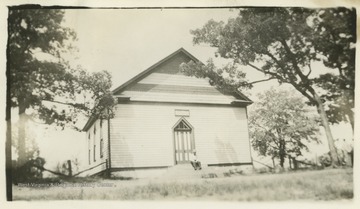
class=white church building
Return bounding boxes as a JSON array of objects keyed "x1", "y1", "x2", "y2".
[{"x1": 82, "y1": 48, "x2": 253, "y2": 178}]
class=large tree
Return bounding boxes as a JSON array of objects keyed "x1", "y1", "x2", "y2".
[
  {"x1": 249, "y1": 88, "x2": 320, "y2": 168},
  {"x1": 6, "y1": 8, "x2": 114, "y2": 201},
  {"x1": 7, "y1": 9, "x2": 113, "y2": 165},
  {"x1": 180, "y1": 7, "x2": 355, "y2": 166}
]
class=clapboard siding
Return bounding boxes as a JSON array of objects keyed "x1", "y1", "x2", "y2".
[
  {"x1": 119, "y1": 91, "x2": 236, "y2": 104},
  {"x1": 83, "y1": 48, "x2": 252, "y2": 175},
  {"x1": 152, "y1": 50, "x2": 192, "y2": 74},
  {"x1": 110, "y1": 103, "x2": 252, "y2": 168},
  {"x1": 126, "y1": 83, "x2": 222, "y2": 95},
  {"x1": 138, "y1": 73, "x2": 210, "y2": 87},
  {"x1": 119, "y1": 64, "x2": 243, "y2": 104},
  {"x1": 109, "y1": 104, "x2": 175, "y2": 168},
  {"x1": 84, "y1": 119, "x2": 109, "y2": 176}
]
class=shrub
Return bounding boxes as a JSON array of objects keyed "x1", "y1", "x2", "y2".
[{"x1": 12, "y1": 157, "x2": 46, "y2": 184}]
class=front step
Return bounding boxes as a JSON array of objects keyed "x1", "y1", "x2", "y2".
[
  {"x1": 162, "y1": 164, "x2": 204, "y2": 179},
  {"x1": 160, "y1": 164, "x2": 252, "y2": 180}
]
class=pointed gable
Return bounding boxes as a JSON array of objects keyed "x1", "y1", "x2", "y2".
[{"x1": 113, "y1": 48, "x2": 252, "y2": 105}]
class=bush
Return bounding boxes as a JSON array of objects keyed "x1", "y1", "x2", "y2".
[
  {"x1": 201, "y1": 173, "x2": 218, "y2": 178},
  {"x1": 319, "y1": 153, "x2": 332, "y2": 167},
  {"x1": 12, "y1": 157, "x2": 46, "y2": 184}
]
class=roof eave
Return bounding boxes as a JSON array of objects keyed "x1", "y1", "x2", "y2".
[
  {"x1": 234, "y1": 91, "x2": 253, "y2": 103},
  {"x1": 231, "y1": 100, "x2": 253, "y2": 107},
  {"x1": 83, "y1": 115, "x2": 97, "y2": 131}
]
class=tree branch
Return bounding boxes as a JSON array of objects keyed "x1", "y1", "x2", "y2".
[
  {"x1": 306, "y1": 63, "x2": 312, "y2": 77},
  {"x1": 247, "y1": 77, "x2": 276, "y2": 85},
  {"x1": 263, "y1": 51, "x2": 290, "y2": 75},
  {"x1": 247, "y1": 63, "x2": 288, "y2": 83},
  {"x1": 247, "y1": 61, "x2": 316, "y2": 104},
  {"x1": 254, "y1": 123, "x2": 280, "y2": 147},
  {"x1": 41, "y1": 99, "x2": 88, "y2": 110},
  {"x1": 289, "y1": 82, "x2": 316, "y2": 103},
  {"x1": 279, "y1": 38, "x2": 309, "y2": 83}
]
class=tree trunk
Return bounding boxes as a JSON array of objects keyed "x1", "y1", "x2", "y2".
[
  {"x1": 289, "y1": 156, "x2": 292, "y2": 169},
  {"x1": 18, "y1": 101, "x2": 27, "y2": 167},
  {"x1": 279, "y1": 153, "x2": 285, "y2": 168},
  {"x1": 313, "y1": 93, "x2": 339, "y2": 166},
  {"x1": 6, "y1": 32, "x2": 13, "y2": 201},
  {"x1": 346, "y1": 111, "x2": 354, "y2": 134},
  {"x1": 279, "y1": 139, "x2": 285, "y2": 168},
  {"x1": 67, "y1": 160, "x2": 72, "y2": 177},
  {"x1": 6, "y1": 93, "x2": 12, "y2": 201},
  {"x1": 293, "y1": 158, "x2": 298, "y2": 170}
]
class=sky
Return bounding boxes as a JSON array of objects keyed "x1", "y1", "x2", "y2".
[
  {"x1": 63, "y1": 9, "x2": 228, "y2": 80},
  {"x1": 8, "y1": 8, "x2": 355, "y2": 171},
  {"x1": 62, "y1": 9, "x2": 275, "y2": 94}
]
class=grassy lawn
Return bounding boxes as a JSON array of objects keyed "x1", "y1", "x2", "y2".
[{"x1": 13, "y1": 168, "x2": 353, "y2": 201}]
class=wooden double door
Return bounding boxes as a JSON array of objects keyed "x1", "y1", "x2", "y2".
[{"x1": 174, "y1": 119, "x2": 194, "y2": 164}]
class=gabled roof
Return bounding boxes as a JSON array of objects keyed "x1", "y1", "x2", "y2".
[
  {"x1": 112, "y1": 47, "x2": 200, "y2": 95},
  {"x1": 83, "y1": 48, "x2": 252, "y2": 131},
  {"x1": 112, "y1": 47, "x2": 252, "y2": 103}
]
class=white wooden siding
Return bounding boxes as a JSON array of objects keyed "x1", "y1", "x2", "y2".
[
  {"x1": 84, "y1": 118, "x2": 109, "y2": 176},
  {"x1": 138, "y1": 73, "x2": 210, "y2": 87},
  {"x1": 110, "y1": 103, "x2": 252, "y2": 168},
  {"x1": 119, "y1": 72, "x2": 241, "y2": 104},
  {"x1": 118, "y1": 91, "x2": 236, "y2": 104},
  {"x1": 83, "y1": 49, "x2": 252, "y2": 173}
]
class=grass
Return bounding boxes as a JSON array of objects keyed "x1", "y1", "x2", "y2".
[{"x1": 13, "y1": 168, "x2": 353, "y2": 201}]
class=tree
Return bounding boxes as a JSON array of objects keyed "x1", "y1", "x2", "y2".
[
  {"x1": 7, "y1": 9, "x2": 114, "y2": 166},
  {"x1": 312, "y1": 8, "x2": 355, "y2": 131},
  {"x1": 181, "y1": 7, "x2": 355, "y2": 166},
  {"x1": 249, "y1": 89, "x2": 320, "y2": 168},
  {"x1": 8, "y1": 9, "x2": 74, "y2": 166}
]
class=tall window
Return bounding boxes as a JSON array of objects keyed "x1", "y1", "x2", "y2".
[
  {"x1": 93, "y1": 123, "x2": 96, "y2": 162},
  {"x1": 99, "y1": 119, "x2": 103, "y2": 158},
  {"x1": 94, "y1": 144, "x2": 96, "y2": 162},
  {"x1": 100, "y1": 138, "x2": 104, "y2": 158},
  {"x1": 94, "y1": 123, "x2": 96, "y2": 134}
]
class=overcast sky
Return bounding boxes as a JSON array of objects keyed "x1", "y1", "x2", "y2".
[{"x1": 62, "y1": 9, "x2": 275, "y2": 95}]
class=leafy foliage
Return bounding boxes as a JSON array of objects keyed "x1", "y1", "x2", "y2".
[
  {"x1": 183, "y1": 7, "x2": 356, "y2": 165},
  {"x1": 7, "y1": 9, "x2": 114, "y2": 165},
  {"x1": 249, "y1": 89, "x2": 320, "y2": 167},
  {"x1": 8, "y1": 8, "x2": 115, "y2": 127},
  {"x1": 311, "y1": 8, "x2": 355, "y2": 129},
  {"x1": 8, "y1": 9, "x2": 75, "y2": 109},
  {"x1": 190, "y1": 8, "x2": 355, "y2": 100},
  {"x1": 12, "y1": 157, "x2": 46, "y2": 183},
  {"x1": 8, "y1": 10, "x2": 112, "y2": 123},
  {"x1": 180, "y1": 59, "x2": 251, "y2": 95}
]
